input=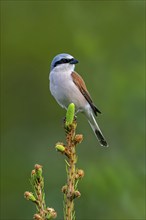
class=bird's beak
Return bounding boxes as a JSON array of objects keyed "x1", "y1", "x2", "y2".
[{"x1": 70, "y1": 58, "x2": 79, "y2": 64}]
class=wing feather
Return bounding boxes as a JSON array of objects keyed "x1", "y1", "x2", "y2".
[{"x1": 71, "y1": 71, "x2": 101, "y2": 116}]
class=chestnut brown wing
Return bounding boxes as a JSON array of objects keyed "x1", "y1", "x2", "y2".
[{"x1": 71, "y1": 71, "x2": 101, "y2": 116}]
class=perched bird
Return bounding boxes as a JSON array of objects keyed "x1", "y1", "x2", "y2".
[{"x1": 49, "y1": 53, "x2": 108, "y2": 147}]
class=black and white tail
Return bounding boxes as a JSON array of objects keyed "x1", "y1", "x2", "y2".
[{"x1": 88, "y1": 112, "x2": 108, "y2": 147}]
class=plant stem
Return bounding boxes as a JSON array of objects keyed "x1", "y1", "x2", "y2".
[
  {"x1": 65, "y1": 123, "x2": 76, "y2": 220},
  {"x1": 24, "y1": 164, "x2": 57, "y2": 220},
  {"x1": 56, "y1": 103, "x2": 84, "y2": 220}
]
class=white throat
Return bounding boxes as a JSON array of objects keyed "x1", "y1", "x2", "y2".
[{"x1": 53, "y1": 63, "x2": 75, "y2": 73}]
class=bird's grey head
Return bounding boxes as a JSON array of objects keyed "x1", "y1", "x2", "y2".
[{"x1": 50, "y1": 53, "x2": 78, "y2": 71}]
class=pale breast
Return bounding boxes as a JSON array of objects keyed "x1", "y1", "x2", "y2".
[{"x1": 50, "y1": 69, "x2": 87, "y2": 110}]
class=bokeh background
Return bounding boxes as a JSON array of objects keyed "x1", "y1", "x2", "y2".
[{"x1": 1, "y1": 1, "x2": 145, "y2": 219}]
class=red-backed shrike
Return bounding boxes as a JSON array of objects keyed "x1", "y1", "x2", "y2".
[{"x1": 49, "y1": 53, "x2": 108, "y2": 147}]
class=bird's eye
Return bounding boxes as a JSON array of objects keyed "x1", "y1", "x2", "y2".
[{"x1": 62, "y1": 59, "x2": 68, "y2": 63}]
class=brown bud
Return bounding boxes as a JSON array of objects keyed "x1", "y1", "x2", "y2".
[
  {"x1": 34, "y1": 164, "x2": 43, "y2": 179},
  {"x1": 46, "y1": 207, "x2": 57, "y2": 219},
  {"x1": 24, "y1": 191, "x2": 36, "y2": 202},
  {"x1": 74, "y1": 190, "x2": 81, "y2": 198},
  {"x1": 62, "y1": 185, "x2": 67, "y2": 194},
  {"x1": 31, "y1": 169, "x2": 36, "y2": 175},
  {"x1": 75, "y1": 169, "x2": 84, "y2": 179},
  {"x1": 35, "y1": 164, "x2": 42, "y2": 170},
  {"x1": 74, "y1": 134, "x2": 83, "y2": 144},
  {"x1": 33, "y1": 214, "x2": 42, "y2": 220}
]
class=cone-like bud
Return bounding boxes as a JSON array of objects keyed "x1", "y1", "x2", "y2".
[
  {"x1": 33, "y1": 214, "x2": 42, "y2": 220},
  {"x1": 74, "y1": 134, "x2": 83, "y2": 144},
  {"x1": 24, "y1": 191, "x2": 36, "y2": 202},
  {"x1": 75, "y1": 169, "x2": 84, "y2": 179},
  {"x1": 65, "y1": 103, "x2": 75, "y2": 127},
  {"x1": 62, "y1": 185, "x2": 67, "y2": 194},
  {"x1": 35, "y1": 164, "x2": 42, "y2": 179},
  {"x1": 31, "y1": 169, "x2": 36, "y2": 176},
  {"x1": 55, "y1": 143, "x2": 65, "y2": 152},
  {"x1": 46, "y1": 207, "x2": 57, "y2": 219},
  {"x1": 74, "y1": 190, "x2": 81, "y2": 198}
]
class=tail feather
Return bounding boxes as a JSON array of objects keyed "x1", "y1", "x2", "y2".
[
  {"x1": 94, "y1": 129, "x2": 108, "y2": 147},
  {"x1": 88, "y1": 112, "x2": 108, "y2": 147}
]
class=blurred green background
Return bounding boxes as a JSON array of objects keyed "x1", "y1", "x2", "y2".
[{"x1": 1, "y1": 0, "x2": 145, "y2": 219}]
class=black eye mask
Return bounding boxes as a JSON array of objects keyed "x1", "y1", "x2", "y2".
[{"x1": 54, "y1": 58, "x2": 74, "y2": 68}]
